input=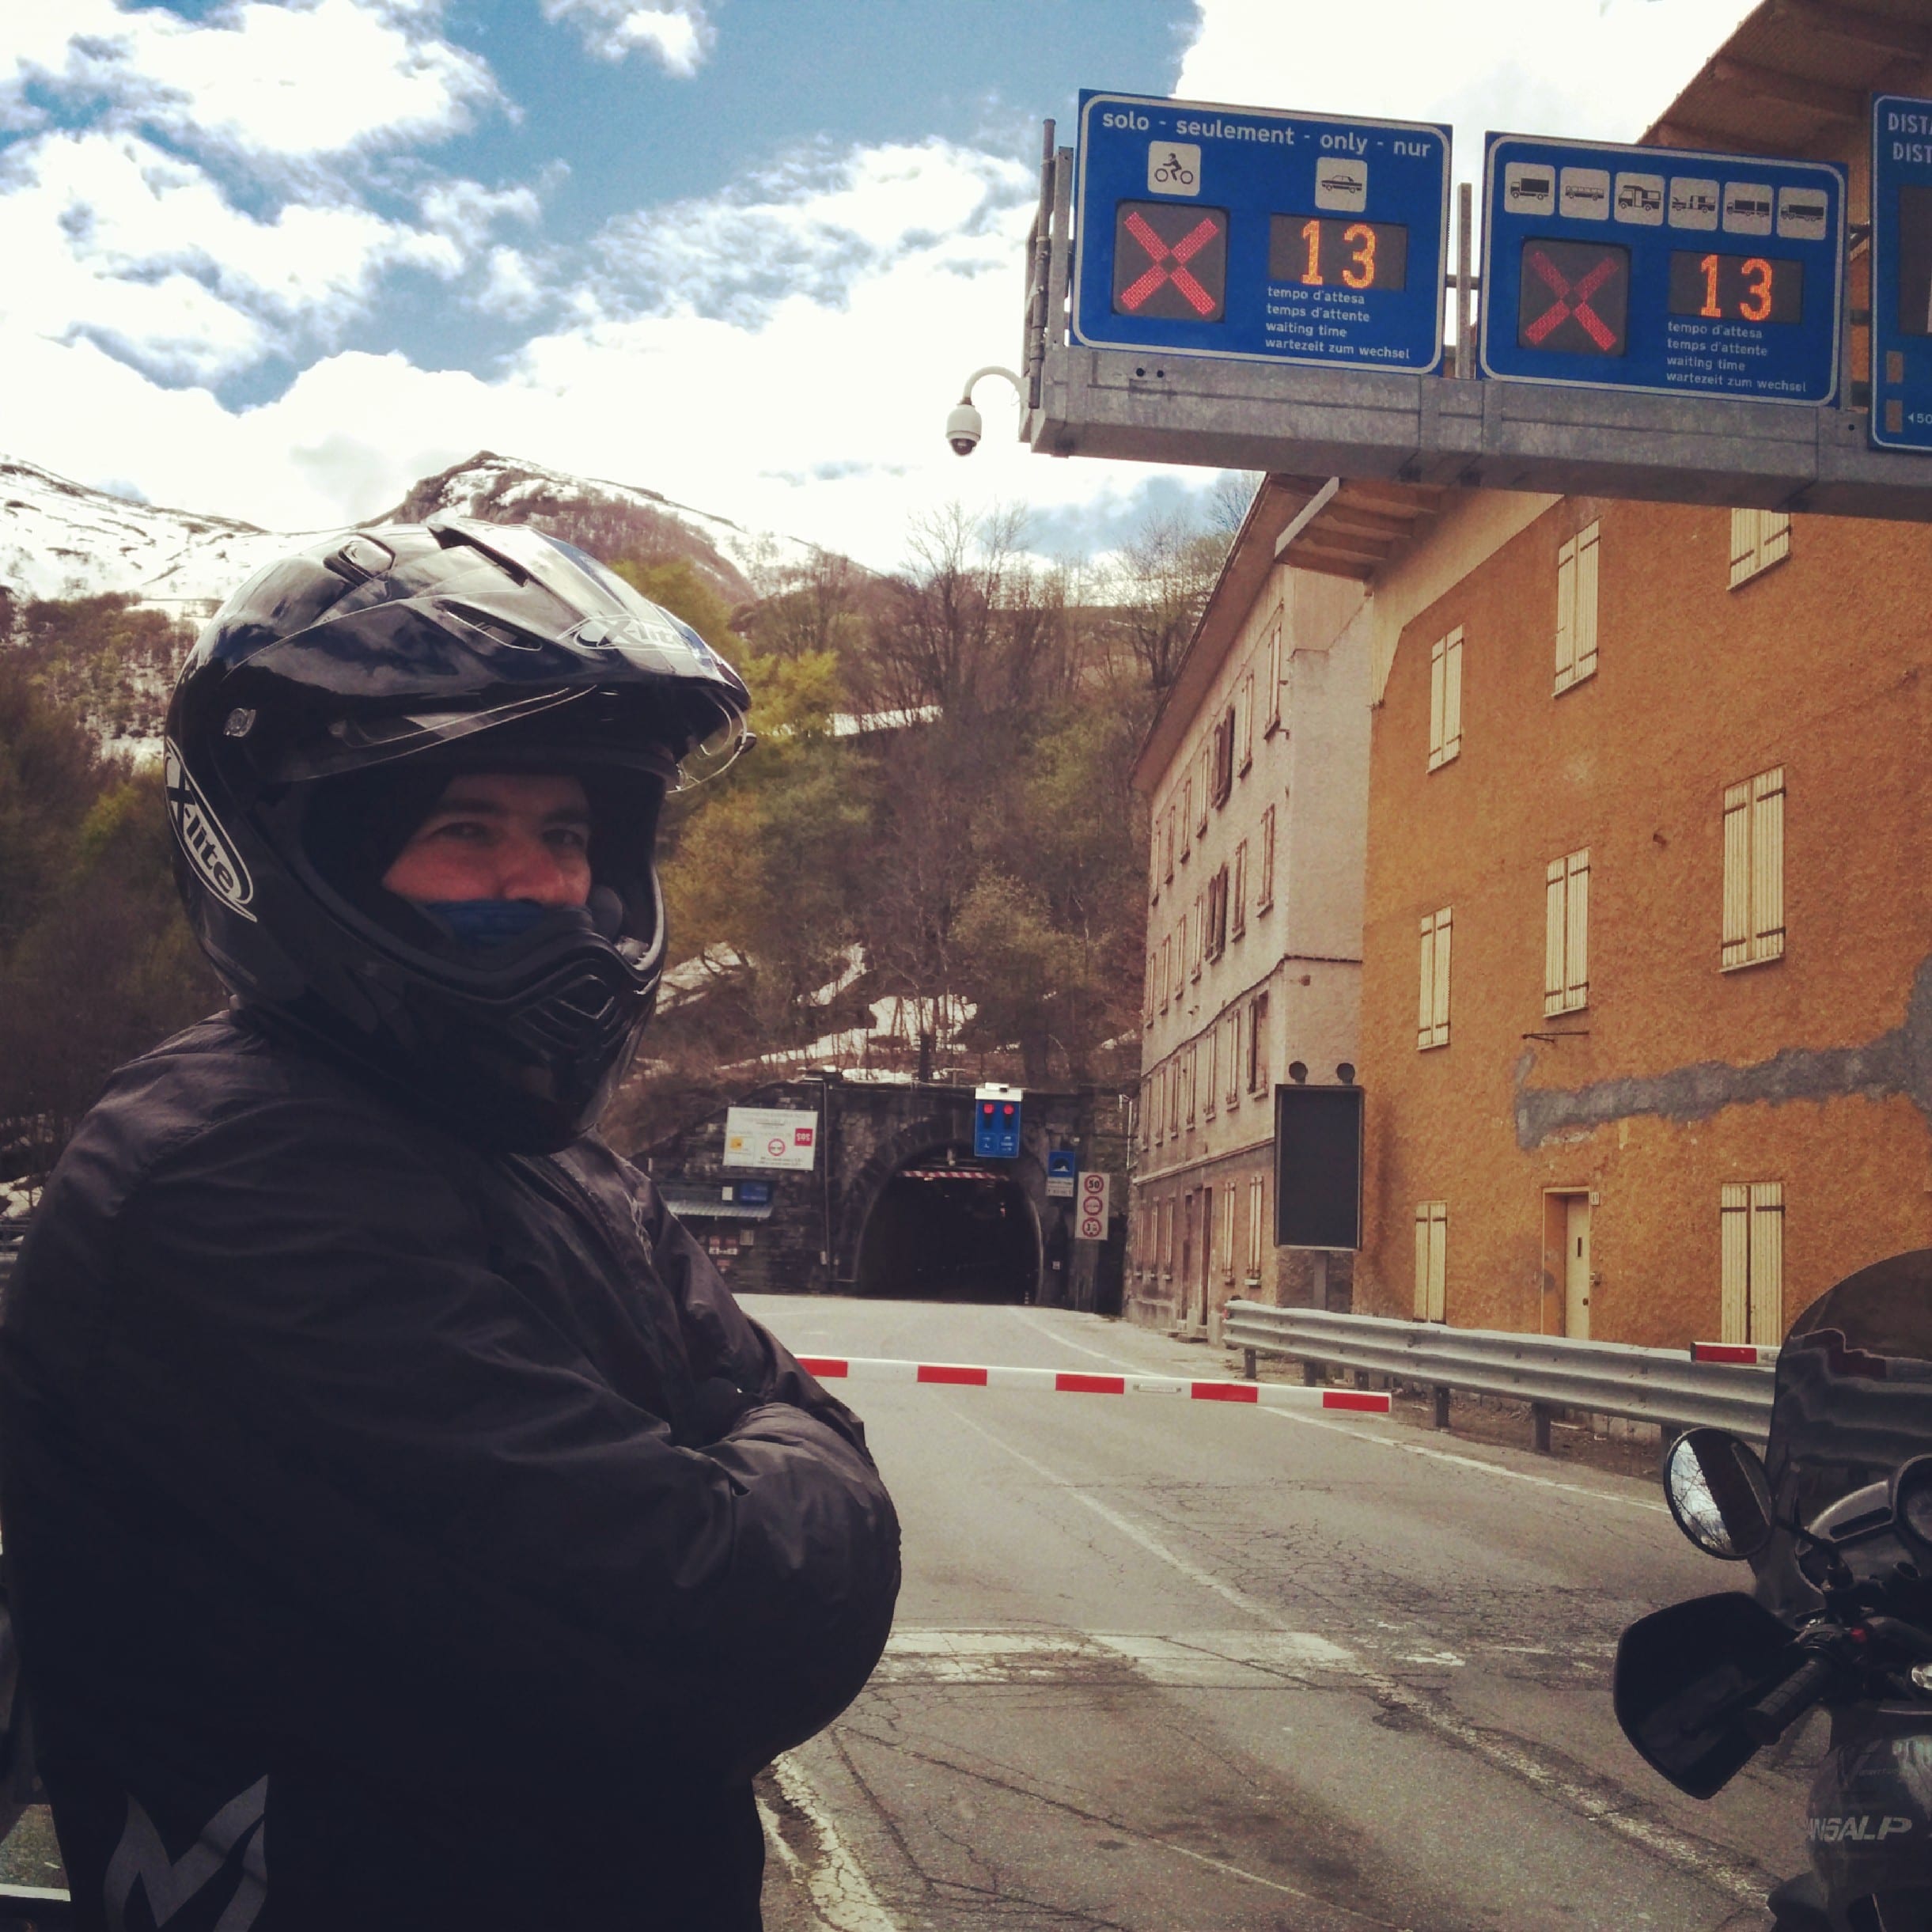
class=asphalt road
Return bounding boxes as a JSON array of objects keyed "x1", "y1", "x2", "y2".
[{"x1": 744, "y1": 1295, "x2": 1819, "y2": 1932}]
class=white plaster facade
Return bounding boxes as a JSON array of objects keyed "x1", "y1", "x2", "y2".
[{"x1": 1126, "y1": 487, "x2": 1373, "y2": 1330}]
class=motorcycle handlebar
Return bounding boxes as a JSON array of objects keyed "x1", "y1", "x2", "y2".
[{"x1": 1741, "y1": 1654, "x2": 1839, "y2": 1745}]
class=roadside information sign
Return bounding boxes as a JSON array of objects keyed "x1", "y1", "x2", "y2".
[
  {"x1": 1073, "y1": 90, "x2": 1449, "y2": 373},
  {"x1": 1074, "y1": 1171, "x2": 1112, "y2": 1242},
  {"x1": 1479, "y1": 134, "x2": 1844, "y2": 405},
  {"x1": 1045, "y1": 1150, "x2": 1078, "y2": 1199},
  {"x1": 723, "y1": 1106, "x2": 818, "y2": 1172},
  {"x1": 1870, "y1": 96, "x2": 1932, "y2": 451}
]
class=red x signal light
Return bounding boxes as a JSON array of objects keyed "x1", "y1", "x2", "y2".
[
  {"x1": 1516, "y1": 237, "x2": 1630, "y2": 358},
  {"x1": 1112, "y1": 200, "x2": 1228, "y2": 323}
]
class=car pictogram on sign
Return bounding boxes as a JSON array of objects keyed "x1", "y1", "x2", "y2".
[{"x1": 1112, "y1": 200, "x2": 1228, "y2": 321}]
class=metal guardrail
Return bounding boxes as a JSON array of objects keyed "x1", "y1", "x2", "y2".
[{"x1": 1222, "y1": 1301, "x2": 1775, "y2": 1447}]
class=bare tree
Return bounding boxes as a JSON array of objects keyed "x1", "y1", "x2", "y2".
[{"x1": 1108, "y1": 506, "x2": 1225, "y2": 692}]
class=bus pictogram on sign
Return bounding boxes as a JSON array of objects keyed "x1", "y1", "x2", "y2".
[
  {"x1": 1517, "y1": 239, "x2": 1630, "y2": 356},
  {"x1": 1112, "y1": 202, "x2": 1228, "y2": 321}
]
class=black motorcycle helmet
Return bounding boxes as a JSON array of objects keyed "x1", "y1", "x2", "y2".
[{"x1": 165, "y1": 515, "x2": 751, "y2": 1153}]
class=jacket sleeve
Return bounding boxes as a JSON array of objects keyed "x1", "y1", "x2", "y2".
[
  {"x1": 102, "y1": 1089, "x2": 900, "y2": 1792},
  {"x1": 618, "y1": 1158, "x2": 875, "y2": 1455}
]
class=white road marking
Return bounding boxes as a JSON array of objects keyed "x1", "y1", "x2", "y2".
[
  {"x1": 1011, "y1": 1313, "x2": 1666, "y2": 1515},
  {"x1": 760, "y1": 1752, "x2": 900, "y2": 1932},
  {"x1": 876, "y1": 1627, "x2": 1355, "y2": 1686},
  {"x1": 936, "y1": 1402, "x2": 1768, "y2": 1908}
]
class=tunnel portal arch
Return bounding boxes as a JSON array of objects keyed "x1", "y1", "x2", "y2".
[{"x1": 844, "y1": 1128, "x2": 1042, "y2": 1304}]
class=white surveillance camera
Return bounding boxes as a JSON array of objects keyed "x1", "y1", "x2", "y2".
[{"x1": 945, "y1": 401, "x2": 983, "y2": 456}]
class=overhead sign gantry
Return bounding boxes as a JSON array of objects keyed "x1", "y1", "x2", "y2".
[
  {"x1": 999, "y1": 91, "x2": 1932, "y2": 525},
  {"x1": 1072, "y1": 91, "x2": 1449, "y2": 376}
]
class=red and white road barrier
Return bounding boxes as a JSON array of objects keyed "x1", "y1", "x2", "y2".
[
  {"x1": 1691, "y1": 1341, "x2": 1779, "y2": 1368},
  {"x1": 795, "y1": 1354, "x2": 1390, "y2": 1415}
]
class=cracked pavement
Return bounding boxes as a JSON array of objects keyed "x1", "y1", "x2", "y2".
[{"x1": 745, "y1": 1297, "x2": 1816, "y2": 1931}]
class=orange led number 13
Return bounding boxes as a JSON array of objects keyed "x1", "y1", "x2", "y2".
[
  {"x1": 1699, "y1": 254, "x2": 1775, "y2": 323},
  {"x1": 1300, "y1": 221, "x2": 1379, "y2": 290}
]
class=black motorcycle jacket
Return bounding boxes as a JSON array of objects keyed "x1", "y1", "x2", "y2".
[{"x1": 0, "y1": 1011, "x2": 900, "y2": 1931}]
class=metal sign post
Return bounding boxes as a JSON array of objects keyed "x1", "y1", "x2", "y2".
[
  {"x1": 1071, "y1": 90, "x2": 1449, "y2": 375},
  {"x1": 1870, "y1": 95, "x2": 1932, "y2": 452},
  {"x1": 1480, "y1": 133, "x2": 1845, "y2": 406}
]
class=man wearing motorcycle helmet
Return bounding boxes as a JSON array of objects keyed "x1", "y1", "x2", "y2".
[{"x1": 0, "y1": 518, "x2": 900, "y2": 1931}]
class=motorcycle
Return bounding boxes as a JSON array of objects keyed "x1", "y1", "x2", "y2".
[{"x1": 1615, "y1": 1249, "x2": 1932, "y2": 1930}]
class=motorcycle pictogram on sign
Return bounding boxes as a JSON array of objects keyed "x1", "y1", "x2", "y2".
[
  {"x1": 1515, "y1": 238, "x2": 1631, "y2": 357},
  {"x1": 1112, "y1": 201, "x2": 1228, "y2": 322}
]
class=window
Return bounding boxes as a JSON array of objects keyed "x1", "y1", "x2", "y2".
[
  {"x1": 1428, "y1": 627, "x2": 1464, "y2": 770},
  {"x1": 1225, "y1": 1010, "x2": 1241, "y2": 1109},
  {"x1": 1257, "y1": 805, "x2": 1276, "y2": 911},
  {"x1": 1417, "y1": 906, "x2": 1452, "y2": 1049},
  {"x1": 1154, "y1": 1066, "x2": 1165, "y2": 1144},
  {"x1": 1245, "y1": 1175, "x2": 1265, "y2": 1282},
  {"x1": 1158, "y1": 936, "x2": 1169, "y2": 1011},
  {"x1": 1555, "y1": 521, "x2": 1600, "y2": 694},
  {"x1": 1191, "y1": 892, "x2": 1204, "y2": 979},
  {"x1": 1203, "y1": 1027, "x2": 1218, "y2": 1119},
  {"x1": 1180, "y1": 781, "x2": 1192, "y2": 860},
  {"x1": 1232, "y1": 841, "x2": 1248, "y2": 939},
  {"x1": 1205, "y1": 865, "x2": 1229, "y2": 960},
  {"x1": 1220, "y1": 1180, "x2": 1237, "y2": 1282},
  {"x1": 1145, "y1": 949, "x2": 1156, "y2": 1020},
  {"x1": 1729, "y1": 508, "x2": 1790, "y2": 589},
  {"x1": 1720, "y1": 1182, "x2": 1784, "y2": 1343},
  {"x1": 1210, "y1": 709, "x2": 1234, "y2": 807},
  {"x1": 1186, "y1": 1043, "x2": 1197, "y2": 1124},
  {"x1": 1196, "y1": 744, "x2": 1212, "y2": 833},
  {"x1": 1264, "y1": 618, "x2": 1282, "y2": 733},
  {"x1": 1247, "y1": 991, "x2": 1270, "y2": 1092},
  {"x1": 1161, "y1": 1197, "x2": 1174, "y2": 1274},
  {"x1": 1165, "y1": 808, "x2": 1176, "y2": 881},
  {"x1": 1169, "y1": 1057, "x2": 1182, "y2": 1136},
  {"x1": 1723, "y1": 767, "x2": 1785, "y2": 970},
  {"x1": 1414, "y1": 1202, "x2": 1448, "y2": 1321},
  {"x1": 1239, "y1": 671, "x2": 1255, "y2": 772},
  {"x1": 1138, "y1": 1082, "x2": 1150, "y2": 1153},
  {"x1": 1544, "y1": 848, "x2": 1590, "y2": 1015}
]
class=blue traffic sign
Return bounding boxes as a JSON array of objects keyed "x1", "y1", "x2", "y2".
[
  {"x1": 1870, "y1": 96, "x2": 1932, "y2": 451},
  {"x1": 1072, "y1": 91, "x2": 1449, "y2": 373},
  {"x1": 1480, "y1": 134, "x2": 1844, "y2": 406}
]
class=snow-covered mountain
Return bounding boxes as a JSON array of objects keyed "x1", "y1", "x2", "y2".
[
  {"x1": 0, "y1": 451, "x2": 821, "y2": 618},
  {"x1": 0, "y1": 459, "x2": 306, "y2": 616}
]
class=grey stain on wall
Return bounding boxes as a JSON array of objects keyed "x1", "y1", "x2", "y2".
[{"x1": 1514, "y1": 957, "x2": 1932, "y2": 1150}]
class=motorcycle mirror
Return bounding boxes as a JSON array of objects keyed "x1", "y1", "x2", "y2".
[
  {"x1": 1664, "y1": 1428, "x2": 1775, "y2": 1561},
  {"x1": 1892, "y1": 1455, "x2": 1932, "y2": 1557}
]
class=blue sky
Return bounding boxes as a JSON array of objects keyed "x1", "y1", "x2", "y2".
[{"x1": 0, "y1": 0, "x2": 1756, "y2": 570}]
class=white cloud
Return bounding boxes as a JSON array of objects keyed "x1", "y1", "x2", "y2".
[
  {"x1": 540, "y1": 0, "x2": 713, "y2": 74},
  {"x1": 3, "y1": 0, "x2": 498, "y2": 161},
  {"x1": 1178, "y1": 0, "x2": 1761, "y2": 189}
]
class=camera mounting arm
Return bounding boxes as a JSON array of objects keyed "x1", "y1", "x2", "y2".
[{"x1": 945, "y1": 366, "x2": 1026, "y2": 456}]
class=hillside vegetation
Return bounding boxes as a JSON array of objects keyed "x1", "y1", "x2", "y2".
[{"x1": 0, "y1": 492, "x2": 1241, "y2": 1195}]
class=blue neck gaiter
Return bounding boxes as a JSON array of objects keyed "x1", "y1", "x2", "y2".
[{"x1": 422, "y1": 900, "x2": 555, "y2": 946}]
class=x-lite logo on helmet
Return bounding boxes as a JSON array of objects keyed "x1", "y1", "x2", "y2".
[{"x1": 165, "y1": 740, "x2": 256, "y2": 923}]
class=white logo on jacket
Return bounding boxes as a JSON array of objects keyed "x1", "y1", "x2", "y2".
[{"x1": 103, "y1": 1774, "x2": 267, "y2": 1930}]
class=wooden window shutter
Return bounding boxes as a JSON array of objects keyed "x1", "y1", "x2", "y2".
[
  {"x1": 1752, "y1": 768, "x2": 1785, "y2": 961},
  {"x1": 1729, "y1": 509, "x2": 1760, "y2": 587},
  {"x1": 1180, "y1": 779, "x2": 1191, "y2": 856},
  {"x1": 1760, "y1": 512, "x2": 1791, "y2": 570},
  {"x1": 1165, "y1": 809, "x2": 1175, "y2": 881},
  {"x1": 1442, "y1": 627, "x2": 1463, "y2": 760},
  {"x1": 1722, "y1": 779, "x2": 1752, "y2": 967},
  {"x1": 1544, "y1": 858, "x2": 1568, "y2": 1016},
  {"x1": 1574, "y1": 524, "x2": 1600, "y2": 681},
  {"x1": 1266, "y1": 620, "x2": 1282, "y2": 730},
  {"x1": 1555, "y1": 536, "x2": 1578, "y2": 691},
  {"x1": 1251, "y1": 991, "x2": 1269, "y2": 1089},
  {"x1": 1749, "y1": 1181, "x2": 1784, "y2": 1343},
  {"x1": 1226, "y1": 1010, "x2": 1241, "y2": 1107},
  {"x1": 1428, "y1": 632, "x2": 1447, "y2": 770},
  {"x1": 1564, "y1": 849, "x2": 1589, "y2": 1010},
  {"x1": 1430, "y1": 907, "x2": 1452, "y2": 1046},
  {"x1": 1240, "y1": 671, "x2": 1254, "y2": 771},
  {"x1": 1414, "y1": 1202, "x2": 1448, "y2": 1321},
  {"x1": 1204, "y1": 1026, "x2": 1217, "y2": 1119},
  {"x1": 1198, "y1": 744, "x2": 1212, "y2": 828},
  {"x1": 1719, "y1": 1184, "x2": 1750, "y2": 1343},
  {"x1": 1247, "y1": 1177, "x2": 1263, "y2": 1279},
  {"x1": 1258, "y1": 806, "x2": 1275, "y2": 909},
  {"x1": 1232, "y1": 842, "x2": 1248, "y2": 938},
  {"x1": 1419, "y1": 907, "x2": 1453, "y2": 1050}
]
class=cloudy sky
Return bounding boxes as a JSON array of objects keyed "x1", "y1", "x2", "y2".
[{"x1": 0, "y1": 0, "x2": 1758, "y2": 569}]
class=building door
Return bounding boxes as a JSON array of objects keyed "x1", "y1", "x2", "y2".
[
  {"x1": 1564, "y1": 1195, "x2": 1593, "y2": 1340},
  {"x1": 1197, "y1": 1185, "x2": 1214, "y2": 1328}
]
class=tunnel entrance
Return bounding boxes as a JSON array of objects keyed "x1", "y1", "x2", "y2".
[{"x1": 854, "y1": 1153, "x2": 1038, "y2": 1302}]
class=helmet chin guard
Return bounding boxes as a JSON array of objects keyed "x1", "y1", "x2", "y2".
[{"x1": 166, "y1": 519, "x2": 751, "y2": 1152}]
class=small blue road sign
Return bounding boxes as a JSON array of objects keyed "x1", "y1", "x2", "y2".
[
  {"x1": 1871, "y1": 96, "x2": 1932, "y2": 451},
  {"x1": 1072, "y1": 91, "x2": 1449, "y2": 373},
  {"x1": 1480, "y1": 134, "x2": 1844, "y2": 405}
]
